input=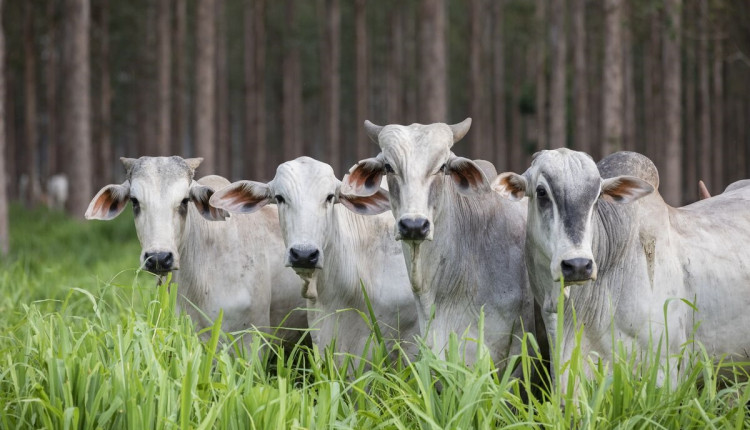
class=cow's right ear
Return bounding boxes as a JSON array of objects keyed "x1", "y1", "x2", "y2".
[
  {"x1": 343, "y1": 155, "x2": 385, "y2": 196},
  {"x1": 85, "y1": 181, "x2": 131, "y2": 220},
  {"x1": 209, "y1": 180, "x2": 272, "y2": 214},
  {"x1": 492, "y1": 173, "x2": 527, "y2": 201}
]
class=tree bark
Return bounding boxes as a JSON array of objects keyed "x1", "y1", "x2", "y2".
[
  {"x1": 468, "y1": 0, "x2": 484, "y2": 159},
  {"x1": 61, "y1": 0, "x2": 92, "y2": 218},
  {"x1": 195, "y1": 0, "x2": 216, "y2": 173},
  {"x1": 95, "y1": 0, "x2": 111, "y2": 186},
  {"x1": 253, "y1": 0, "x2": 267, "y2": 179},
  {"x1": 24, "y1": 1, "x2": 40, "y2": 205},
  {"x1": 492, "y1": 0, "x2": 506, "y2": 170},
  {"x1": 46, "y1": 0, "x2": 59, "y2": 177},
  {"x1": 215, "y1": 0, "x2": 230, "y2": 177},
  {"x1": 320, "y1": 0, "x2": 341, "y2": 173},
  {"x1": 154, "y1": 0, "x2": 170, "y2": 156},
  {"x1": 282, "y1": 0, "x2": 302, "y2": 161},
  {"x1": 534, "y1": 0, "x2": 547, "y2": 151},
  {"x1": 0, "y1": 0, "x2": 8, "y2": 254},
  {"x1": 662, "y1": 0, "x2": 682, "y2": 205},
  {"x1": 623, "y1": 3, "x2": 635, "y2": 152},
  {"x1": 418, "y1": 0, "x2": 447, "y2": 123},
  {"x1": 602, "y1": 0, "x2": 624, "y2": 155},
  {"x1": 712, "y1": 32, "x2": 724, "y2": 189},
  {"x1": 172, "y1": 0, "x2": 187, "y2": 156},
  {"x1": 684, "y1": 3, "x2": 696, "y2": 200},
  {"x1": 549, "y1": 0, "x2": 566, "y2": 149},
  {"x1": 642, "y1": 10, "x2": 661, "y2": 160},
  {"x1": 698, "y1": 0, "x2": 712, "y2": 191},
  {"x1": 386, "y1": 2, "x2": 402, "y2": 125},
  {"x1": 572, "y1": 0, "x2": 588, "y2": 153},
  {"x1": 510, "y1": 47, "x2": 523, "y2": 173},
  {"x1": 355, "y1": 0, "x2": 369, "y2": 161},
  {"x1": 245, "y1": 0, "x2": 267, "y2": 180}
]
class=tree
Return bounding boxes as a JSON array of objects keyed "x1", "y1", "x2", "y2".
[
  {"x1": 23, "y1": 0, "x2": 40, "y2": 204},
  {"x1": 46, "y1": 0, "x2": 59, "y2": 178},
  {"x1": 603, "y1": 0, "x2": 624, "y2": 155},
  {"x1": 281, "y1": 0, "x2": 302, "y2": 161},
  {"x1": 172, "y1": 0, "x2": 187, "y2": 156},
  {"x1": 320, "y1": 0, "x2": 341, "y2": 173},
  {"x1": 468, "y1": 0, "x2": 485, "y2": 159},
  {"x1": 623, "y1": 3, "x2": 635, "y2": 152},
  {"x1": 418, "y1": 0, "x2": 447, "y2": 123},
  {"x1": 712, "y1": 30, "x2": 724, "y2": 189},
  {"x1": 572, "y1": 0, "x2": 589, "y2": 153},
  {"x1": 355, "y1": 0, "x2": 369, "y2": 161},
  {"x1": 698, "y1": 0, "x2": 711, "y2": 190},
  {"x1": 492, "y1": 0, "x2": 506, "y2": 170},
  {"x1": 245, "y1": 0, "x2": 267, "y2": 179},
  {"x1": 155, "y1": 0, "x2": 170, "y2": 156},
  {"x1": 94, "y1": 0, "x2": 111, "y2": 186},
  {"x1": 662, "y1": 0, "x2": 682, "y2": 205},
  {"x1": 195, "y1": 0, "x2": 216, "y2": 173},
  {"x1": 0, "y1": 0, "x2": 8, "y2": 254},
  {"x1": 549, "y1": 0, "x2": 567, "y2": 149},
  {"x1": 534, "y1": 0, "x2": 547, "y2": 151},
  {"x1": 215, "y1": 0, "x2": 230, "y2": 177}
]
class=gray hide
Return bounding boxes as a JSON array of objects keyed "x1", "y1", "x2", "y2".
[{"x1": 85, "y1": 156, "x2": 307, "y2": 347}]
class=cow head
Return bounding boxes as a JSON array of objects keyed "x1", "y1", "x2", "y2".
[
  {"x1": 85, "y1": 156, "x2": 226, "y2": 275},
  {"x1": 209, "y1": 157, "x2": 389, "y2": 281},
  {"x1": 344, "y1": 118, "x2": 490, "y2": 244},
  {"x1": 492, "y1": 149, "x2": 653, "y2": 285}
]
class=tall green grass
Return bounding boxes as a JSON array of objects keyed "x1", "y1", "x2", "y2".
[{"x1": 1, "y1": 205, "x2": 748, "y2": 429}]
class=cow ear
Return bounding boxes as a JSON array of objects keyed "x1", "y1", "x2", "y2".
[
  {"x1": 190, "y1": 183, "x2": 230, "y2": 221},
  {"x1": 492, "y1": 172, "x2": 527, "y2": 201},
  {"x1": 209, "y1": 180, "x2": 272, "y2": 214},
  {"x1": 445, "y1": 156, "x2": 491, "y2": 195},
  {"x1": 85, "y1": 181, "x2": 130, "y2": 220},
  {"x1": 184, "y1": 157, "x2": 203, "y2": 172},
  {"x1": 339, "y1": 187, "x2": 390, "y2": 215},
  {"x1": 343, "y1": 156, "x2": 385, "y2": 196},
  {"x1": 600, "y1": 175, "x2": 654, "y2": 204}
]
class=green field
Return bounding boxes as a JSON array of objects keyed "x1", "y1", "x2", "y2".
[{"x1": 1, "y1": 205, "x2": 748, "y2": 429}]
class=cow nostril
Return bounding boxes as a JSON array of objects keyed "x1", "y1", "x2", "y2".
[
  {"x1": 398, "y1": 217, "x2": 430, "y2": 240},
  {"x1": 560, "y1": 258, "x2": 594, "y2": 281},
  {"x1": 289, "y1": 248, "x2": 299, "y2": 259},
  {"x1": 309, "y1": 249, "x2": 319, "y2": 262}
]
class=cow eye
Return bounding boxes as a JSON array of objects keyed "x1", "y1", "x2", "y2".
[
  {"x1": 180, "y1": 198, "x2": 189, "y2": 207},
  {"x1": 326, "y1": 194, "x2": 335, "y2": 203},
  {"x1": 130, "y1": 197, "x2": 140, "y2": 207},
  {"x1": 536, "y1": 186, "x2": 548, "y2": 198},
  {"x1": 384, "y1": 163, "x2": 394, "y2": 174},
  {"x1": 440, "y1": 163, "x2": 448, "y2": 174},
  {"x1": 275, "y1": 195, "x2": 285, "y2": 204}
]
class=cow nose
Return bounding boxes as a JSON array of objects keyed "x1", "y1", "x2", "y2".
[
  {"x1": 560, "y1": 258, "x2": 594, "y2": 282},
  {"x1": 144, "y1": 251, "x2": 174, "y2": 273},
  {"x1": 398, "y1": 217, "x2": 430, "y2": 241},
  {"x1": 288, "y1": 246, "x2": 320, "y2": 269}
]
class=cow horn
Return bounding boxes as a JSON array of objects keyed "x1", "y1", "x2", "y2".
[
  {"x1": 449, "y1": 118, "x2": 472, "y2": 144},
  {"x1": 364, "y1": 120, "x2": 383, "y2": 144}
]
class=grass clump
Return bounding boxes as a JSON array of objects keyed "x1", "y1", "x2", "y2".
[{"x1": 0, "y1": 205, "x2": 748, "y2": 428}]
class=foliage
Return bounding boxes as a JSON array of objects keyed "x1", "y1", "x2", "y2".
[{"x1": 1, "y1": 206, "x2": 749, "y2": 429}]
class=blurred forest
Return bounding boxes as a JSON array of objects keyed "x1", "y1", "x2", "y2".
[{"x1": 1, "y1": 0, "x2": 750, "y2": 253}]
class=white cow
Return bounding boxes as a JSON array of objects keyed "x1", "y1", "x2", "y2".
[
  {"x1": 85, "y1": 156, "x2": 308, "y2": 347},
  {"x1": 345, "y1": 119, "x2": 536, "y2": 369},
  {"x1": 47, "y1": 174, "x2": 69, "y2": 211},
  {"x1": 493, "y1": 149, "x2": 750, "y2": 388},
  {"x1": 209, "y1": 157, "x2": 419, "y2": 361}
]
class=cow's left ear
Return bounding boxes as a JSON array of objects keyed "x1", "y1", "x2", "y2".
[
  {"x1": 209, "y1": 180, "x2": 273, "y2": 214},
  {"x1": 600, "y1": 175, "x2": 654, "y2": 204},
  {"x1": 85, "y1": 181, "x2": 131, "y2": 220},
  {"x1": 445, "y1": 156, "x2": 491, "y2": 195},
  {"x1": 189, "y1": 183, "x2": 230, "y2": 221},
  {"x1": 492, "y1": 172, "x2": 527, "y2": 201},
  {"x1": 343, "y1": 155, "x2": 385, "y2": 196},
  {"x1": 338, "y1": 187, "x2": 390, "y2": 215}
]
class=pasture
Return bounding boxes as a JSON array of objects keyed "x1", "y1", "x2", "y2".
[{"x1": 1, "y1": 205, "x2": 749, "y2": 429}]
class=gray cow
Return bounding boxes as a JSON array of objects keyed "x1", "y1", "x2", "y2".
[
  {"x1": 494, "y1": 149, "x2": 750, "y2": 389},
  {"x1": 345, "y1": 119, "x2": 535, "y2": 369},
  {"x1": 85, "y1": 156, "x2": 308, "y2": 348}
]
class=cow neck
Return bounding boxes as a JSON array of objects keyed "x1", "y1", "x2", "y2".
[{"x1": 177, "y1": 205, "x2": 212, "y2": 298}]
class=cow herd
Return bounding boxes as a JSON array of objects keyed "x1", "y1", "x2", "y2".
[{"x1": 85, "y1": 119, "x2": 750, "y2": 387}]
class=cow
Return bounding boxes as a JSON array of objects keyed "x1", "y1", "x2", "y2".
[
  {"x1": 85, "y1": 156, "x2": 308, "y2": 348},
  {"x1": 493, "y1": 149, "x2": 750, "y2": 389},
  {"x1": 344, "y1": 119, "x2": 536, "y2": 369},
  {"x1": 47, "y1": 174, "x2": 69, "y2": 211},
  {"x1": 209, "y1": 157, "x2": 419, "y2": 362}
]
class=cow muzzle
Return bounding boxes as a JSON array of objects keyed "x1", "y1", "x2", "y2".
[
  {"x1": 560, "y1": 258, "x2": 596, "y2": 284},
  {"x1": 397, "y1": 215, "x2": 432, "y2": 242},
  {"x1": 287, "y1": 244, "x2": 323, "y2": 271},
  {"x1": 142, "y1": 250, "x2": 177, "y2": 274}
]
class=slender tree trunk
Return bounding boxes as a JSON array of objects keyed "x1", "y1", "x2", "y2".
[
  {"x1": 355, "y1": 0, "x2": 369, "y2": 161},
  {"x1": 46, "y1": 0, "x2": 59, "y2": 177},
  {"x1": 95, "y1": 0, "x2": 111, "y2": 186},
  {"x1": 712, "y1": 34, "x2": 724, "y2": 189},
  {"x1": 0, "y1": 0, "x2": 8, "y2": 254},
  {"x1": 385, "y1": 1, "x2": 403, "y2": 124},
  {"x1": 510, "y1": 47, "x2": 523, "y2": 173},
  {"x1": 698, "y1": 0, "x2": 712, "y2": 190},
  {"x1": 468, "y1": 0, "x2": 484, "y2": 159},
  {"x1": 623, "y1": 4, "x2": 635, "y2": 152},
  {"x1": 602, "y1": 0, "x2": 624, "y2": 155},
  {"x1": 662, "y1": 0, "x2": 682, "y2": 205},
  {"x1": 572, "y1": 0, "x2": 588, "y2": 153},
  {"x1": 244, "y1": 0, "x2": 258, "y2": 177},
  {"x1": 534, "y1": 0, "x2": 547, "y2": 151},
  {"x1": 215, "y1": 0, "x2": 230, "y2": 177},
  {"x1": 684, "y1": 4, "x2": 696, "y2": 199},
  {"x1": 549, "y1": 0, "x2": 566, "y2": 149},
  {"x1": 320, "y1": 0, "x2": 341, "y2": 173},
  {"x1": 492, "y1": 0, "x2": 506, "y2": 170},
  {"x1": 24, "y1": 1, "x2": 40, "y2": 205},
  {"x1": 6, "y1": 65, "x2": 16, "y2": 200},
  {"x1": 154, "y1": 0, "x2": 170, "y2": 156},
  {"x1": 253, "y1": 0, "x2": 266, "y2": 179},
  {"x1": 61, "y1": 0, "x2": 91, "y2": 218},
  {"x1": 404, "y1": 5, "x2": 417, "y2": 124},
  {"x1": 282, "y1": 0, "x2": 302, "y2": 161},
  {"x1": 136, "y1": 2, "x2": 155, "y2": 156},
  {"x1": 642, "y1": 10, "x2": 661, "y2": 160},
  {"x1": 418, "y1": 0, "x2": 447, "y2": 123},
  {"x1": 172, "y1": 0, "x2": 187, "y2": 156},
  {"x1": 195, "y1": 0, "x2": 216, "y2": 173}
]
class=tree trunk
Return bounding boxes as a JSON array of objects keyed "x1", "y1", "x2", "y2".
[
  {"x1": 602, "y1": 0, "x2": 624, "y2": 155},
  {"x1": 712, "y1": 33, "x2": 724, "y2": 189},
  {"x1": 684, "y1": 3, "x2": 696, "y2": 200},
  {"x1": 468, "y1": 0, "x2": 484, "y2": 159},
  {"x1": 46, "y1": 0, "x2": 59, "y2": 177},
  {"x1": 95, "y1": 0, "x2": 111, "y2": 186},
  {"x1": 642, "y1": 10, "x2": 661, "y2": 161},
  {"x1": 662, "y1": 0, "x2": 682, "y2": 205},
  {"x1": 320, "y1": 0, "x2": 341, "y2": 173},
  {"x1": 282, "y1": 0, "x2": 302, "y2": 161},
  {"x1": 244, "y1": 0, "x2": 258, "y2": 177},
  {"x1": 0, "y1": 0, "x2": 8, "y2": 254},
  {"x1": 510, "y1": 47, "x2": 523, "y2": 173},
  {"x1": 136, "y1": 2, "x2": 155, "y2": 156},
  {"x1": 534, "y1": 0, "x2": 547, "y2": 151},
  {"x1": 386, "y1": 2, "x2": 402, "y2": 125},
  {"x1": 195, "y1": 0, "x2": 216, "y2": 173},
  {"x1": 404, "y1": 6, "x2": 417, "y2": 124},
  {"x1": 698, "y1": 0, "x2": 711, "y2": 191},
  {"x1": 549, "y1": 0, "x2": 566, "y2": 149},
  {"x1": 418, "y1": 0, "x2": 447, "y2": 123},
  {"x1": 24, "y1": 1, "x2": 40, "y2": 205},
  {"x1": 172, "y1": 0, "x2": 187, "y2": 156},
  {"x1": 252, "y1": 0, "x2": 267, "y2": 179},
  {"x1": 492, "y1": 0, "x2": 506, "y2": 170},
  {"x1": 623, "y1": 3, "x2": 635, "y2": 152},
  {"x1": 215, "y1": 0, "x2": 230, "y2": 177},
  {"x1": 572, "y1": 0, "x2": 588, "y2": 153},
  {"x1": 355, "y1": 0, "x2": 369, "y2": 161},
  {"x1": 61, "y1": 0, "x2": 91, "y2": 218},
  {"x1": 154, "y1": 0, "x2": 170, "y2": 156}
]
